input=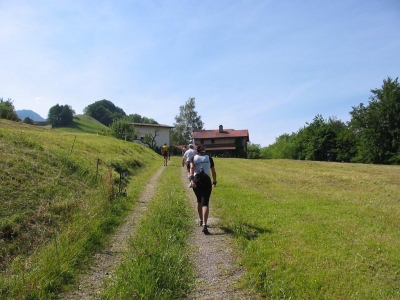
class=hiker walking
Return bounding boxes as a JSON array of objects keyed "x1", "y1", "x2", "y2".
[
  {"x1": 161, "y1": 143, "x2": 169, "y2": 166},
  {"x1": 182, "y1": 144, "x2": 196, "y2": 177},
  {"x1": 189, "y1": 145, "x2": 217, "y2": 234}
]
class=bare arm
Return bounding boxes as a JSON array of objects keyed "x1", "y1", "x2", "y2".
[
  {"x1": 211, "y1": 167, "x2": 217, "y2": 187},
  {"x1": 189, "y1": 161, "x2": 196, "y2": 187}
]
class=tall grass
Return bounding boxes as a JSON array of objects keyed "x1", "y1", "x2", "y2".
[
  {"x1": 0, "y1": 120, "x2": 160, "y2": 299},
  {"x1": 101, "y1": 159, "x2": 194, "y2": 299},
  {"x1": 211, "y1": 159, "x2": 400, "y2": 299}
]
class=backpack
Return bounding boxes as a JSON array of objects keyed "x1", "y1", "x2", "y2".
[{"x1": 193, "y1": 156, "x2": 210, "y2": 185}]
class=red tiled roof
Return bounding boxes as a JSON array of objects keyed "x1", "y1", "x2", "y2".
[{"x1": 192, "y1": 129, "x2": 249, "y2": 140}]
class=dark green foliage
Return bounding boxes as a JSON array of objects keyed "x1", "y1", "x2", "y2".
[
  {"x1": 47, "y1": 104, "x2": 74, "y2": 127},
  {"x1": 247, "y1": 143, "x2": 261, "y2": 159},
  {"x1": 349, "y1": 77, "x2": 400, "y2": 164},
  {"x1": 261, "y1": 133, "x2": 299, "y2": 159},
  {"x1": 262, "y1": 77, "x2": 400, "y2": 165},
  {"x1": 297, "y1": 115, "x2": 338, "y2": 161},
  {"x1": 83, "y1": 99, "x2": 126, "y2": 126},
  {"x1": 0, "y1": 98, "x2": 20, "y2": 121}
]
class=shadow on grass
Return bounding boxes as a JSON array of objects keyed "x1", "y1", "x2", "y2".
[{"x1": 217, "y1": 223, "x2": 272, "y2": 240}]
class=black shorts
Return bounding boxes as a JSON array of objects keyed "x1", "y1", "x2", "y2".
[
  {"x1": 193, "y1": 177, "x2": 212, "y2": 206},
  {"x1": 186, "y1": 161, "x2": 190, "y2": 171},
  {"x1": 163, "y1": 151, "x2": 168, "y2": 158}
]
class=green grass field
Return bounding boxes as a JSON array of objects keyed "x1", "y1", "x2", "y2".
[
  {"x1": 1, "y1": 118, "x2": 400, "y2": 299},
  {"x1": 211, "y1": 159, "x2": 400, "y2": 299}
]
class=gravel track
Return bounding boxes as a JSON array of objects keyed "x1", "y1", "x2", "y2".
[
  {"x1": 181, "y1": 166, "x2": 259, "y2": 300},
  {"x1": 59, "y1": 163, "x2": 259, "y2": 299}
]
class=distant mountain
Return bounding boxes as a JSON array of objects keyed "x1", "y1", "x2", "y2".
[{"x1": 16, "y1": 110, "x2": 46, "y2": 121}]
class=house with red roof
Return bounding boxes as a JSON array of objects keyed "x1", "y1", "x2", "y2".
[{"x1": 192, "y1": 125, "x2": 250, "y2": 158}]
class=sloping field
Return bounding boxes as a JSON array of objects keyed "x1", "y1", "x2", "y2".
[
  {"x1": 0, "y1": 119, "x2": 160, "y2": 299},
  {"x1": 53, "y1": 114, "x2": 109, "y2": 134}
]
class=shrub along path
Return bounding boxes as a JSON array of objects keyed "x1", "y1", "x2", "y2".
[
  {"x1": 181, "y1": 166, "x2": 260, "y2": 300},
  {"x1": 59, "y1": 166, "x2": 166, "y2": 300}
]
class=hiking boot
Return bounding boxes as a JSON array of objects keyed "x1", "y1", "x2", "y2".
[
  {"x1": 199, "y1": 220, "x2": 203, "y2": 226},
  {"x1": 202, "y1": 225, "x2": 209, "y2": 234}
]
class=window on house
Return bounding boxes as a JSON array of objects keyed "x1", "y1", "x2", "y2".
[
  {"x1": 211, "y1": 139, "x2": 215, "y2": 144},
  {"x1": 200, "y1": 139, "x2": 204, "y2": 144}
]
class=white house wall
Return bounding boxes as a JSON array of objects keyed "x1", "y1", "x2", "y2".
[{"x1": 134, "y1": 126, "x2": 171, "y2": 147}]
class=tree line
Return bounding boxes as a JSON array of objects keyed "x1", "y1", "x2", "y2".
[{"x1": 247, "y1": 77, "x2": 400, "y2": 164}]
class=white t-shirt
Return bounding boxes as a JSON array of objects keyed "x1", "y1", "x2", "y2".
[
  {"x1": 183, "y1": 148, "x2": 196, "y2": 162},
  {"x1": 191, "y1": 155, "x2": 214, "y2": 177}
]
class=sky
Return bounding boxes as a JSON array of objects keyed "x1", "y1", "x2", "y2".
[{"x1": 1, "y1": 0, "x2": 399, "y2": 147}]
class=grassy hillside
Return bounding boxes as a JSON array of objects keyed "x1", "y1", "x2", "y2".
[
  {"x1": 55, "y1": 114, "x2": 109, "y2": 134},
  {"x1": 0, "y1": 119, "x2": 160, "y2": 299}
]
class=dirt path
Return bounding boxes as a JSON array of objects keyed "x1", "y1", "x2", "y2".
[
  {"x1": 59, "y1": 163, "x2": 258, "y2": 299},
  {"x1": 59, "y1": 166, "x2": 166, "y2": 300},
  {"x1": 181, "y1": 166, "x2": 259, "y2": 300}
]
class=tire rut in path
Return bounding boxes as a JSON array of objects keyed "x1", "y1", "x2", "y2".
[
  {"x1": 59, "y1": 166, "x2": 166, "y2": 300},
  {"x1": 181, "y1": 166, "x2": 259, "y2": 300}
]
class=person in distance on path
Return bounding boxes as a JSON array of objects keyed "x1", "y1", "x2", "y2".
[
  {"x1": 182, "y1": 144, "x2": 196, "y2": 178},
  {"x1": 189, "y1": 145, "x2": 217, "y2": 234},
  {"x1": 161, "y1": 143, "x2": 169, "y2": 166}
]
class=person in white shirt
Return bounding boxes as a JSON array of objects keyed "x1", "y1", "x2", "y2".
[
  {"x1": 189, "y1": 145, "x2": 217, "y2": 234},
  {"x1": 182, "y1": 144, "x2": 196, "y2": 177}
]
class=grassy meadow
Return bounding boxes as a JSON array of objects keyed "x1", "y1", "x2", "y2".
[
  {"x1": 1, "y1": 117, "x2": 400, "y2": 299},
  {"x1": 211, "y1": 159, "x2": 400, "y2": 299}
]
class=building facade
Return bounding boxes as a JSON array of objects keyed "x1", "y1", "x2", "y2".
[
  {"x1": 132, "y1": 123, "x2": 174, "y2": 148},
  {"x1": 192, "y1": 125, "x2": 249, "y2": 158}
]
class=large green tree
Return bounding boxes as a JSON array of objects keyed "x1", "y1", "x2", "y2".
[
  {"x1": 0, "y1": 98, "x2": 20, "y2": 121},
  {"x1": 295, "y1": 115, "x2": 336, "y2": 161},
  {"x1": 349, "y1": 77, "x2": 400, "y2": 164},
  {"x1": 170, "y1": 97, "x2": 204, "y2": 145},
  {"x1": 83, "y1": 99, "x2": 126, "y2": 126},
  {"x1": 110, "y1": 118, "x2": 137, "y2": 141},
  {"x1": 47, "y1": 104, "x2": 74, "y2": 127}
]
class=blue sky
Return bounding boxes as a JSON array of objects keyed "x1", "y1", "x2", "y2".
[{"x1": 1, "y1": 0, "x2": 399, "y2": 147}]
